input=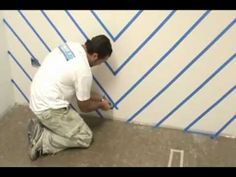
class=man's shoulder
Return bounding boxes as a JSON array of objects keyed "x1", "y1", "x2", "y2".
[{"x1": 72, "y1": 58, "x2": 92, "y2": 76}]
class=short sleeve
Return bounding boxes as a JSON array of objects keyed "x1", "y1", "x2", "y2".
[{"x1": 74, "y1": 74, "x2": 92, "y2": 101}]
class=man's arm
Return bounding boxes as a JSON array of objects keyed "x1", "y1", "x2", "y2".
[{"x1": 90, "y1": 91, "x2": 103, "y2": 102}]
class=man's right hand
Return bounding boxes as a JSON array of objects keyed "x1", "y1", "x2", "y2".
[{"x1": 100, "y1": 99, "x2": 112, "y2": 111}]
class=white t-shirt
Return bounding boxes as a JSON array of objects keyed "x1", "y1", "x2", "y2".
[{"x1": 29, "y1": 42, "x2": 92, "y2": 113}]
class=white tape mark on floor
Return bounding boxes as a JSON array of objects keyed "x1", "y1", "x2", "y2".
[{"x1": 167, "y1": 149, "x2": 184, "y2": 167}]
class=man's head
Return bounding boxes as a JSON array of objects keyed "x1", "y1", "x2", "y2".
[{"x1": 84, "y1": 35, "x2": 112, "y2": 67}]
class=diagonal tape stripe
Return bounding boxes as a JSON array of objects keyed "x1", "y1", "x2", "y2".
[
  {"x1": 96, "y1": 110, "x2": 104, "y2": 118},
  {"x1": 11, "y1": 79, "x2": 29, "y2": 103},
  {"x1": 104, "y1": 61, "x2": 116, "y2": 75},
  {"x1": 8, "y1": 51, "x2": 32, "y2": 81},
  {"x1": 211, "y1": 114, "x2": 236, "y2": 139}
]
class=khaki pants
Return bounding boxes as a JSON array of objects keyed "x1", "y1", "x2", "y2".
[{"x1": 34, "y1": 107, "x2": 93, "y2": 155}]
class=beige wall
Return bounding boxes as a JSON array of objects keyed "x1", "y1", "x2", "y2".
[
  {"x1": 0, "y1": 11, "x2": 14, "y2": 118},
  {"x1": 2, "y1": 10, "x2": 236, "y2": 137}
]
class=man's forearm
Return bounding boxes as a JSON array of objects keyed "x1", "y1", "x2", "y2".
[
  {"x1": 90, "y1": 92, "x2": 102, "y2": 102},
  {"x1": 90, "y1": 95, "x2": 102, "y2": 102}
]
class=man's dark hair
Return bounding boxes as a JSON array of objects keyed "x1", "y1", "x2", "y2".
[{"x1": 85, "y1": 35, "x2": 112, "y2": 59}]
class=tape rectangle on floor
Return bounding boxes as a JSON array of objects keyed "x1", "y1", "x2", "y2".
[{"x1": 168, "y1": 149, "x2": 184, "y2": 167}]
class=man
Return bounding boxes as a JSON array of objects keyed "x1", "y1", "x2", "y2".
[{"x1": 28, "y1": 35, "x2": 113, "y2": 160}]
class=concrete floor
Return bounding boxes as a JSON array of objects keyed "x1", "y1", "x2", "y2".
[{"x1": 0, "y1": 105, "x2": 236, "y2": 167}]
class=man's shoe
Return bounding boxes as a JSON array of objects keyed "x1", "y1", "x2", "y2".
[
  {"x1": 28, "y1": 130, "x2": 43, "y2": 161},
  {"x1": 27, "y1": 118, "x2": 44, "y2": 161},
  {"x1": 27, "y1": 118, "x2": 43, "y2": 145}
]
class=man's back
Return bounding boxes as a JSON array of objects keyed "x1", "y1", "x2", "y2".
[{"x1": 30, "y1": 42, "x2": 92, "y2": 113}]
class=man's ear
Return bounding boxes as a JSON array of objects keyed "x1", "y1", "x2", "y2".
[
  {"x1": 93, "y1": 53, "x2": 99, "y2": 60},
  {"x1": 90, "y1": 53, "x2": 98, "y2": 63}
]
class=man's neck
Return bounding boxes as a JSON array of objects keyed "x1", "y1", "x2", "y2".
[{"x1": 82, "y1": 44, "x2": 92, "y2": 67}]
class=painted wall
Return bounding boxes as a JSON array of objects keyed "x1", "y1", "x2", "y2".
[
  {"x1": 0, "y1": 11, "x2": 14, "y2": 118},
  {"x1": 2, "y1": 10, "x2": 236, "y2": 138}
]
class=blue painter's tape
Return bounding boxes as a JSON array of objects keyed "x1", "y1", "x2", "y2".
[
  {"x1": 8, "y1": 51, "x2": 33, "y2": 81},
  {"x1": 104, "y1": 61, "x2": 116, "y2": 75},
  {"x1": 11, "y1": 79, "x2": 29, "y2": 103},
  {"x1": 211, "y1": 114, "x2": 236, "y2": 139},
  {"x1": 96, "y1": 110, "x2": 104, "y2": 119}
]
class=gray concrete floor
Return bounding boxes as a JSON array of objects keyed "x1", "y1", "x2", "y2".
[{"x1": 0, "y1": 105, "x2": 236, "y2": 167}]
